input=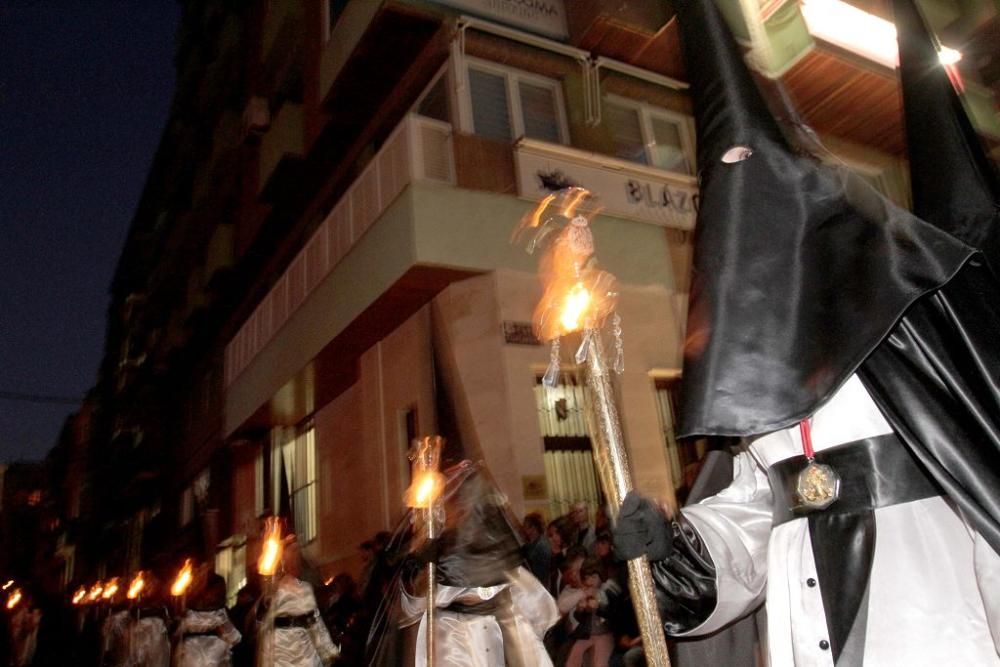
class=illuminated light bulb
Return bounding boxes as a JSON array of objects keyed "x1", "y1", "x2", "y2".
[
  {"x1": 127, "y1": 573, "x2": 145, "y2": 600},
  {"x1": 171, "y1": 560, "x2": 193, "y2": 597},
  {"x1": 560, "y1": 283, "x2": 593, "y2": 333},
  {"x1": 72, "y1": 588, "x2": 87, "y2": 605},
  {"x1": 938, "y1": 47, "x2": 961, "y2": 65},
  {"x1": 2, "y1": 580, "x2": 13, "y2": 591}
]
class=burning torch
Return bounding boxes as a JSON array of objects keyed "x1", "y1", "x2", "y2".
[
  {"x1": 405, "y1": 435, "x2": 445, "y2": 667},
  {"x1": 171, "y1": 559, "x2": 194, "y2": 616},
  {"x1": 514, "y1": 187, "x2": 671, "y2": 666},
  {"x1": 5, "y1": 588, "x2": 21, "y2": 611}
]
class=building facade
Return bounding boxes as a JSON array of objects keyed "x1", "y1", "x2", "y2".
[{"x1": 79, "y1": 0, "x2": 1000, "y2": 601}]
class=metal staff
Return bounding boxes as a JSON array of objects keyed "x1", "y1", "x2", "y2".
[
  {"x1": 405, "y1": 436, "x2": 445, "y2": 666},
  {"x1": 515, "y1": 187, "x2": 671, "y2": 666}
]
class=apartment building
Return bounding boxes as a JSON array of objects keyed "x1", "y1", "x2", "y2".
[{"x1": 90, "y1": 0, "x2": 1000, "y2": 598}]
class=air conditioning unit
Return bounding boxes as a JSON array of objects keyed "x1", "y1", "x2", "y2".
[{"x1": 242, "y1": 96, "x2": 271, "y2": 143}]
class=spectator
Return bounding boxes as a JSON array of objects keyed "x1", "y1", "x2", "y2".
[
  {"x1": 522, "y1": 512, "x2": 551, "y2": 585},
  {"x1": 561, "y1": 558, "x2": 615, "y2": 667},
  {"x1": 569, "y1": 502, "x2": 597, "y2": 552}
]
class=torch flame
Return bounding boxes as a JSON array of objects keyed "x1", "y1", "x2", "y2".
[
  {"x1": 102, "y1": 577, "x2": 120, "y2": 600},
  {"x1": 559, "y1": 282, "x2": 593, "y2": 333},
  {"x1": 407, "y1": 470, "x2": 445, "y2": 509},
  {"x1": 5, "y1": 589, "x2": 21, "y2": 610},
  {"x1": 171, "y1": 559, "x2": 193, "y2": 597},
  {"x1": 2, "y1": 580, "x2": 13, "y2": 591},
  {"x1": 257, "y1": 518, "x2": 283, "y2": 577},
  {"x1": 88, "y1": 582, "x2": 104, "y2": 602},
  {"x1": 72, "y1": 588, "x2": 87, "y2": 605},
  {"x1": 127, "y1": 572, "x2": 145, "y2": 600}
]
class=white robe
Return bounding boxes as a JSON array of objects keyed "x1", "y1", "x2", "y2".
[
  {"x1": 175, "y1": 608, "x2": 240, "y2": 667},
  {"x1": 258, "y1": 577, "x2": 338, "y2": 667},
  {"x1": 399, "y1": 566, "x2": 559, "y2": 667},
  {"x1": 680, "y1": 374, "x2": 1000, "y2": 666}
]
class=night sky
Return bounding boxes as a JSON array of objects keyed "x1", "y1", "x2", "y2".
[{"x1": 0, "y1": 2, "x2": 180, "y2": 462}]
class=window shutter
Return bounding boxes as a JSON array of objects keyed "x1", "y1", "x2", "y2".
[
  {"x1": 469, "y1": 68, "x2": 512, "y2": 142},
  {"x1": 519, "y1": 81, "x2": 561, "y2": 143},
  {"x1": 606, "y1": 103, "x2": 647, "y2": 165}
]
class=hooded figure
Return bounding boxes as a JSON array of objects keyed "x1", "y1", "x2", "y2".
[
  {"x1": 365, "y1": 460, "x2": 558, "y2": 666},
  {"x1": 614, "y1": 0, "x2": 1000, "y2": 664}
]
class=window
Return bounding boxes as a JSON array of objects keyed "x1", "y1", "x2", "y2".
[
  {"x1": 534, "y1": 373, "x2": 602, "y2": 519},
  {"x1": 414, "y1": 70, "x2": 451, "y2": 124},
  {"x1": 605, "y1": 96, "x2": 695, "y2": 175},
  {"x1": 653, "y1": 376, "x2": 711, "y2": 499},
  {"x1": 464, "y1": 59, "x2": 568, "y2": 145},
  {"x1": 271, "y1": 424, "x2": 318, "y2": 543}
]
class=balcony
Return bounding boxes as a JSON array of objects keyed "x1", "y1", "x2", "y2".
[{"x1": 227, "y1": 113, "x2": 456, "y2": 388}]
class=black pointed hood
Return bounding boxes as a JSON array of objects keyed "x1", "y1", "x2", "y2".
[
  {"x1": 674, "y1": 0, "x2": 973, "y2": 438},
  {"x1": 894, "y1": 0, "x2": 1000, "y2": 266}
]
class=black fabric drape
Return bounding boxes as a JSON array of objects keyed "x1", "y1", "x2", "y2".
[{"x1": 859, "y1": 260, "x2": 1000, "y2": 554}]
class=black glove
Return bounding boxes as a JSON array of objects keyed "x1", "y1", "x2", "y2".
[{"x1": 613, "y1": 491, "x2": 672, "y2": 562}]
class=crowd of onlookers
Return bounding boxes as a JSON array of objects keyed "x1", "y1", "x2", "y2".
[{"x1": 523, "y1": 502, "x2": 646, "y2": 667}]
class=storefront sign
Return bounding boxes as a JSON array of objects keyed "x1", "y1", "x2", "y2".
[
  {"x1": 430, "y1": 0, "x2": 568, "y2": 39},
  {"x1": 515, "y1": 141, "x2": 700, "y2": 230}
]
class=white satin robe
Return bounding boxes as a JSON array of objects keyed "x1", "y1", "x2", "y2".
[
  {"x1": 257, "y1": 577, "x2": 339, "y2": 667},
  {"x1": 399, "y1": 566, "x2": 559, "y2": 667},
  {"x1": 680, "y1": 375, "x2": 1000, "y2": 666},
  {"x1": 175, "y1": 608, "x2": 241, "y2": 667}
]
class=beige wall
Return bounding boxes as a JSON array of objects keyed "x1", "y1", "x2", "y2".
[{"x1": 307, "y1": 307, "x2": 436, "y2": 577}]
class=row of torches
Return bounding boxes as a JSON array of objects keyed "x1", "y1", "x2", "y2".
[
  {"x1": 65, "y1": 518, "x2": 288, "y2": 612},
  {"x1": 1, "y1": 515, "x2": 289, "y2": 616}
]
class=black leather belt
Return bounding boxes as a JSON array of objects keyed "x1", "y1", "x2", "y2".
[
  {"x1": 274, "y1": 613, "x2": 316, "y2": 629},
  {"x1": 183, "y1": 630, "x2": 219, "y2": 639},
  {"x1": 767, "y1": 433, "x2": 941, "y2": 525},
  {"x1": 766, "y1": 433, "x2": 941, "y2": 666}
]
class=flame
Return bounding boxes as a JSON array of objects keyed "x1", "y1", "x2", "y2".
[
  {"x1": 559, "y1": 282, "x2": 593, "y2": 333},
  {"x1": 127, "y1": 572, "x2": 145, "y2": 600},
  {"x1": 406, "y1": 470, "x2": 445, "y2": 509},
  {"x1": 87, "y1": 582, "x2": 104, "y2": 602},
  {"x1": 5, "y1": 589, "x2": 21, "y2": 610},
  {"x1": 72, "y1": 588, "x2": 87, "y2": 605},
  {"x1": 102, "y1": 577, "x2": 120, "y2": 600},
  {"x1": 257, "y1": 518, "x2": 283, "y2": 577},
  {"x1": 1, "y1": 580, "x2": 13, "y2": 591},
  {"x1": 171, "y1": 559, "x2": 193, "y2": 597}
]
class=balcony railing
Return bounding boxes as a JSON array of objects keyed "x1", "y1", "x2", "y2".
[{"x1": 225, "y1": 114, "x2": 455, "y2": 387}]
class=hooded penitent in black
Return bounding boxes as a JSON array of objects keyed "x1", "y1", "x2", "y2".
[{"x1": 638, "y1": 0, "x2": 1000, "y2": 661}]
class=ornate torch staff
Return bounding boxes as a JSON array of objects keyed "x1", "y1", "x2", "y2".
[
  {"x1": 515, "y1": 188, "x2": 671, "y2": 666},
  {"x1": 404, "y1": 436, "x2": 445, "y2": 667},
  {"x1": 257, "y1": 517, "x2": 284, "y2": 667}
]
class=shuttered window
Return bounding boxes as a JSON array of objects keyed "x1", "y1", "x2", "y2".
[
  {"x1": 605, "y1": 96, "x2": 695, "y2": 176},
  {"x1": 466, "y1": 60, "x2": 567, "y2": 145},
  {"x1": 469, "y1": 68, "x2": 512, "y2": 142}
]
